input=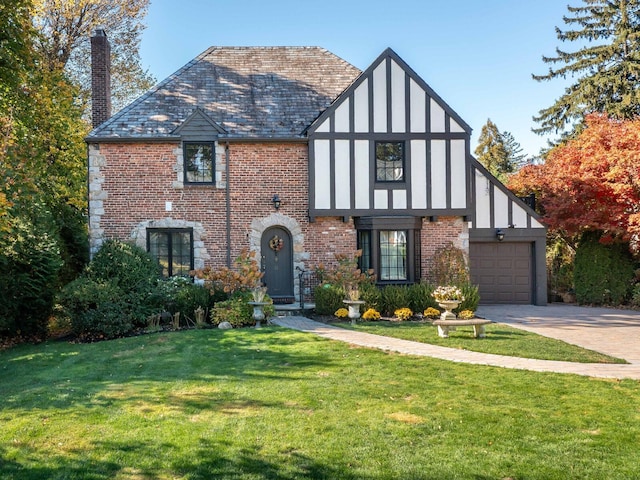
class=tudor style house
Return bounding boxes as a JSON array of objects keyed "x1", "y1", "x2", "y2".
[{"x1": 87, "y1": 30, "x2": 547, "y2": 305}]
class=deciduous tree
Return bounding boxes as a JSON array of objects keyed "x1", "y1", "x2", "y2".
[
  {"x1": 32, "y1": 0, "x2": 155, "y2": 117},
  {"x1": 534, "y1": 0, "x2": 640, "y2": 135},
  {"x1": 509, "y1": 114, "x2": 640, "y2": 249}
]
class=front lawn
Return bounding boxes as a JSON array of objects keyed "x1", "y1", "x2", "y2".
[
  {"x1": 338, "y1": 320, "x2": 627, "y2": 363},
  {"x1": 1, "y1": 327, "x2": 639, "y2": 479}
]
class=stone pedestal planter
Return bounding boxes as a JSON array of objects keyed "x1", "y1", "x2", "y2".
[
  {"x1": 248, "y1": 301, "x2": 269, "y2": 328},
  {"x1": 343, "y1": 300, "x2": 365, "y2": 325}
]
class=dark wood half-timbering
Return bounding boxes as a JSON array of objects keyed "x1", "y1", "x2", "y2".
[{"x1": 307, "y1": 49, "x2": 472, "y2": 221}]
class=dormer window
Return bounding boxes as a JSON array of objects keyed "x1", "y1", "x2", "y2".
[
  {"x1": 376, "y1": 141, "x2": 404, "y2": 182},
  {"x1": 184, "y1": 142, "x2": 214, "y2": 184}
]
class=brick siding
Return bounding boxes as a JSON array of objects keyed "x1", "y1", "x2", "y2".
[{"x1": 90, "y1": 141, "x2": 465, "y2": 281}]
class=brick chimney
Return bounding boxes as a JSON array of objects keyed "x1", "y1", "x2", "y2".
[{"x1": 90, "y1": 28, "x2": 111, "y2": 128}]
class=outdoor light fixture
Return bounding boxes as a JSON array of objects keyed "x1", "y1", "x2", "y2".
[
  {"x1": 272, "y1": 194, "x2": 281, "y2": 210},
  {"x1": 496, "y1": 229, "x2": 505, "y2": 242}
]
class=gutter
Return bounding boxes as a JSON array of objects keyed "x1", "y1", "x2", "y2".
[{"x1": 85, "y1": 135, "x2": 309, "y2": 144}]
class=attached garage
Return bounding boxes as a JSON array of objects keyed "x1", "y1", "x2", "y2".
[
  {"x1": 470, "y1": 242, "x2": 533, "y2": 304},
  {"x1": 468, "y1": 160, "x2": 547, "y2": 305}
]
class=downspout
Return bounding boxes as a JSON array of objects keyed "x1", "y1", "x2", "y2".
[{"x1": 225, "y1": 142, "x2": 231, "y2": 267}]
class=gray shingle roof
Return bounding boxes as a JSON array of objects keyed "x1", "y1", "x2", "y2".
[{"x1": 88, "y1": 46, "x2": 362, "y2": 139}]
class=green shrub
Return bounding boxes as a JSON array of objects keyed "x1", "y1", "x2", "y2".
[
  {"x1": 547, "y1": 234, "x2": 575, "y2": 301},
  {"x1": 458, "y1": 283, "x2": 480, "y2": 312},
  {"x1": 173, "y1": 283, "x2": 213, "y2": 326},
  {"x1": 58, "y1": 277, "x2": 133, "y2": 338},
  {"x1": 407, "y1": 283, "x2": 436, "y2": 313},
  {"x1": 379, "y1": 285, "x2": 411, "y2": 317},
  {"x1": 87, "y1": 239, "x2": 160, "y2": 291},
  {"x1": 155, "y1": 276, "x2": 214, "y2": 327},
  {"x1": 314, "y1": 284, "x2": 345, "y2": 315},
  {"x1": 631, "y1": 284, "x2": 640, "y2": 307},
  {"x1": 58, "y1": 240, "x2": 164, "y2": 339},
  {"x1": 574, "y1": 232, "x2": 635, "y2": 305},
  {"x1": 211, "y1": 291, "x2": 274, "y2": 327},
  {"x1": 0, "y1": 210, "x2": 63, "y2": 338},
  {"x1": 360, "y1": 282, "x2": 382, "y2": 312}
]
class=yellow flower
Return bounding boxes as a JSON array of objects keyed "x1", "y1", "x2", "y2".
[
  {"x1": 458, "y1": 309, "x2": 475, "y2": 320},
  {"x1": 423, "y1": 307, "x2": 441, "y2": 319},
  {"x1": 394, "y1": 307, "x2": 413, "y2": 321},
  {"x1": 362, "y1": 308, "x2": 381, "y2": 320},
  {"x1": 334, "y1": 308, "x2": 349, "y2": 318}
]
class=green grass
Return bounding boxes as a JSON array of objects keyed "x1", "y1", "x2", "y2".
[
  {"x1": 1, "y1": 327, "x2": 639, "y2": 479},
  {"x1": 339, "y1": 320, "x2": 627, "y2": 363}
]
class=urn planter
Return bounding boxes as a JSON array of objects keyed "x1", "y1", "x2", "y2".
[
  {"x1": 248, "y1": 301, "x2": 269, "y2": 328},
  {"x1": 343, "y1": 300, "x2": 365, "y2": 325}
]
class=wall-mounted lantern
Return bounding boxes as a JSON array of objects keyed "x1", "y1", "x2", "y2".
[
  {"x1": 272, "y1": 194, "x2": 281, "y2": 210},
  {"x1": 496, "y1": 229, "x2": 505, "y2": 242}
]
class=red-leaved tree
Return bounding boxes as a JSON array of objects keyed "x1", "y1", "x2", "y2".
[{"x1": 508, "y1": 114, "x2": 640, "y2": 248}]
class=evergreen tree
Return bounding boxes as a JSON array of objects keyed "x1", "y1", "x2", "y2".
[
  {"x1": 474, "y1": 119, "x2": 518, "y2": 182},
  {"x1": 534, "y1": 0, "x2": 640, "y2": 135},
  {"x1": 501, "y1": 131, "x2": 529, "y2": 168}
]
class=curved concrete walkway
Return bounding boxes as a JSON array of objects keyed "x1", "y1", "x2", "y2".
[{"x1": 271, "y1": 304, "x2": 640, "y2": 380}]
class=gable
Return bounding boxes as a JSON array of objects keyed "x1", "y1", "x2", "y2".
[
  {"x1": 173, "y1": 108, "x2": 227, "y2": 141},
  {"x1": 308, "y1": 48, "x2": 470, "y2": 136},
  {"x1": 307, "y1": 48, "x2": 472, "y2": 218},
  {"x1": 470, "y1": 159, "x2": 544, "y2": 230}
]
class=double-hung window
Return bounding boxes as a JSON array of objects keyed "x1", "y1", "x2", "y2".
[
  {"x1": 184, "y1": 142, "x2": 214, "y2": 184},
  {"x1": 375, "y1": 141, "x2": 405, "y2": 182},
  {"x1": 147, "y1": 228, "x2": 193, "y2": 277}
]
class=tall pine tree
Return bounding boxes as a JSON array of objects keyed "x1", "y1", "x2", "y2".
[
  {"x1": 534, "y1": 0, "x2": 640, "y2": 135},
  {"x1": 474, "y1": 119, "x2": 519, "y2": 183}
]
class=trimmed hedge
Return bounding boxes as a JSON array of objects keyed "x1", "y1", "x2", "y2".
[{"x1": 574, "y1": 232, "x2": 635, "y2": 305}]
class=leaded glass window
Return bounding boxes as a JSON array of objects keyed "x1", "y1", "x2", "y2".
[
  {"x1": 376, "y1": 141, "x2": 404, "y2": 182},
  {"x1": 184, "y1": 142, "x2": 214, "y2": 183}
]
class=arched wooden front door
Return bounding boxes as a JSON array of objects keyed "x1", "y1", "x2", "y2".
[{"x1": 261, "y1": 226, "x2": 294, "y2": 303}]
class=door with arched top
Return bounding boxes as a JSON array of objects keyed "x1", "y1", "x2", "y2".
[{"x1": 261, "y1": 226, "x2": 294, "y2": 303}]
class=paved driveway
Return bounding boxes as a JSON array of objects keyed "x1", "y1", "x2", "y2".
[{"x1": 477, "y1": 304, "x2": 640, "y2": 364}]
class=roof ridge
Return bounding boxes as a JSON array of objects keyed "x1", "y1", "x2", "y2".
[{"x1": 87, "y1": 45, "x2": 362, "y2": 139}]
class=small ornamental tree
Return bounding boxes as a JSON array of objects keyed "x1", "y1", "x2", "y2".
[{"x1": 192, "y1": 249, "x2": 264, "y2": 296}]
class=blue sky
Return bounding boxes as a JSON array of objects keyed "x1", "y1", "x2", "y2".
[{"x1": 140, "y1": 0, "x2": 576, "y2": 159}]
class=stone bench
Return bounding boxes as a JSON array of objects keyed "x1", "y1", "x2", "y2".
[{"x1": 432, "y1": 319, "x2": 492, "y2": 338}]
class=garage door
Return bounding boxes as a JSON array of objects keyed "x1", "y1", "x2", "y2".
[{"x1": 469, "y1": 242, "x2": 532, "y2": 304}]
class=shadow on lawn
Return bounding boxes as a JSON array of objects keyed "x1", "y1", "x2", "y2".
[
  {"x1": 0, "y1": 444, "x2": 123, "y2": 480},
  {"x1": 172, "y1": 438, "x2": 377, "y2": 480},
  {"x1": 0, "y1": 438, "x2": 381, "y2": 480},
  {"x1": 0, "y1": 328, "x2": 337, "y2": 414}
]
